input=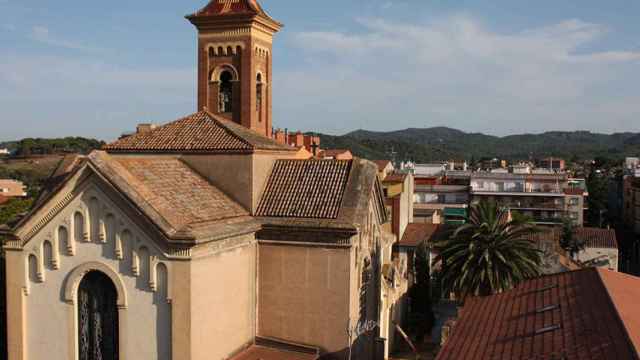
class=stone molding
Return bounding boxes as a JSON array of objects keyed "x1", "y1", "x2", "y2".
[{"x1": 63, "y1": 261, "x2": 128, "y2": 309}]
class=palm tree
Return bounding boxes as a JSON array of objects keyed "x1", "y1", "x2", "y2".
[{"x1": 434, "y1": 202, "x2": 542, "y2": 300}]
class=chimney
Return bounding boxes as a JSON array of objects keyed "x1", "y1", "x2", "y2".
[{"x1": 137, "y1": 123, "x2": 157, "y2": 134}]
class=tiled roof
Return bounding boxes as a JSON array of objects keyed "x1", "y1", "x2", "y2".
[
  {"x1": 104, "y1": 111, "x2": 294, "y2": 154},
  {"x1": 436, "y1": 268, "x2": 640, "y2": 360},
  {"x1": 399, "y1": 223, "x2": 438, "y2": 247},
  {"x1": 229, "y1": 338, "x2": 319, "y2": 360},
  {"x1": 575, "y1": 227, "x2": 618, "y2": 249},
  {"x1": 89, "y1": 152, "x2": 248, "y2": 237},
  {"x1": 229, "y1": 346, "x2": 318, "y2": 360},
  {"x1": 256, "y1": 160, "x2": 352, "y2": 219},
  {"x1": 526, "y1": 227, "x2": 618, "y2": 249},
  {"x1": 186, "y1": 0, "x2": 279, "y2": 24}
]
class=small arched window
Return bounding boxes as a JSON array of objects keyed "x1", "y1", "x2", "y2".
[
  {"x1": 219, "y1": 70, "x2": 233, "y2": 113},
  {"x1": 256, "y1": 73, "x2": 263, "y2": 113}
]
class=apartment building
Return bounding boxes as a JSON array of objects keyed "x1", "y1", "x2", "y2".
[{"x1": 470, "y1": 171, "x2": 585, "y2": 225}]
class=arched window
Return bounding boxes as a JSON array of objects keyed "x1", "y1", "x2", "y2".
[
  {"x1": 256, "y1": 73, "x2": 263, "y2": 113},
  {"x1": 78, "y1": 271, "x2": 119, "y2": 360},
  {"x1": 74, "y1": 212, "x2": 85, "y2": 243},
  {"x1": 219, "y1": 70, "x2": 233, "y2": 113}
]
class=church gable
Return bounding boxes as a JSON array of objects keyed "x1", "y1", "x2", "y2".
[
  {"x1": 15, "y1": 178, "x2": 173, "y2": 360},
  {"x1": 18, "y1": 177, "x2": 172, "y2": 297}
]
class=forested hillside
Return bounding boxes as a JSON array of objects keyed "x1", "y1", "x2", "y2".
[{"x1": 318, "y1": 128, "x2": 640, "y2": 162}]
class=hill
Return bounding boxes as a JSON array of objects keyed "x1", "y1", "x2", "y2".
[
  {"x1": 0, "y1": 137, "x2": 104, "y2": 156},
  {"x1": 318, "y1": 128, "x2": 640, "y2": 162}
]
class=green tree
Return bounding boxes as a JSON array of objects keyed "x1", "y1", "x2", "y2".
[
  {"x1": 586, "y1": 168, "x2": 608, "y2": 227},
  {"x1": 434, "y1": 202, "x2": 542, "y2": 299},
  {"x1": 559, "y1": 217, "x2": 584, "y2": 258},
  {"x1": 0, "y1": 198, "x2": 33, "y2": 226},
  {"x1": 409, "y1": 241, "x2": 435, "y2": 342}
]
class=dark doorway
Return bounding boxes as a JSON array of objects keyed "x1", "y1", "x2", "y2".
[{"x1": 78, "y1": 271, "x2": 119, "y2": 360}]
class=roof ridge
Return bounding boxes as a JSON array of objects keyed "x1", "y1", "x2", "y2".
[{"x1": 201, "y1": 109, "x2": 255, "y2": 149}]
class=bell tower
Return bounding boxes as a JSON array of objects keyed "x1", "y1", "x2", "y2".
[{"x1": 187, "y1": 0, "x2": 282, "y2": 138}]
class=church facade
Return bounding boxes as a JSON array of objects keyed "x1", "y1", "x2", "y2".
[{"x1": 1, "y1": 1, "x2": 408, "y2": 360}]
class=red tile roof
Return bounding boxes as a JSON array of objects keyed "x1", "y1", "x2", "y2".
[
  {"x1": 436, "y1": 268, "x2": 640, "y2": 360},
  {"x1": 89, "y1": 152, "x2": 249, "y2": 236},
  {"x1": 229, "y1": 345, "x2": 318, "y2": 360},
  {"x1": 104, "y1": 111, "x2": 294, "y2": 154},
  {"x1": 575, "y1": 227, "x2": 618, "y2": 249},
  {"x1": 398, "y1": 223, "x2": 450, "y2": 248},
  {"x1": 527, "y1": 227, "x2": 618, "y2": 250},
  {"x1": 256, "y1": 160, "x2": 352, "y2": 219},
  {"x1": 188, "y1": 0, "x2": 265, "y2": 16},
  {"x1": 0, "y1": 195, "x2": 8, "y2": 205}
]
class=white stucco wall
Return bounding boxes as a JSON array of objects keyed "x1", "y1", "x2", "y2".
[{"x1": 21, "y1": 183, "x2": 172, "y2": 360}]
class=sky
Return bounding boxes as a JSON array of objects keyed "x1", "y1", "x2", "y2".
[{"x1": 1, "y1": 0, "x2": 639, "y2": 141}]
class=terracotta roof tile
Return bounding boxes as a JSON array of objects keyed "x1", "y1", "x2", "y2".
[
  {"x1": 575, "y1": 227, "x2": 618, "y2": 249},
  {"x1": 526, "y1": 227, "x2": 618, "y2": 249},
  {"x1": 187, "y1": 0, "x2": 274, "y2": 20},
  {"x1": 104, "y1": 111, "x2": 294, "y2": 154},
  {"x1": 256, "y1": 160, "x2": 352, "y2": 219},
  {"x1": 229, "y1": 338, "x2": 319, "y2": 360},
  {"x1": 229, "y1": 346, "x2": 318, "y2": 360},
  {"x1": 436, "y1": 268, "x2": 640, "y2": 360},
  {"x1": 398, "y1": 223, "x2": 446, "y2": 247},
  {"x1": 89, "y1": 152, "x2": 248, "y2": 236}
]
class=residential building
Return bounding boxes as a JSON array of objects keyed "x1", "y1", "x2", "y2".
[
  {"x1": 470, "y1": 171, "x2": 585, "y2": 225},
  {"x1": 414, "y1": 163, "x2": 447, "y2": 177},
  {"x1": 538, "y1": 157, "x2": 566, "y2": 171},
  {"x1": 532, "y1": 227, "x2": 619, "y2": 271},
  {"x1": 437, "y1": 268, "x2": 640, "y2": 360},
  {"x1": 413, "y1": 183, "x2": 469, "y2": 224},
  {"x1": 381, "y1": 172, "x2": 414, "y2": 242},
  {"x1": 0, "y1": 180, "x2": 27, "y2": 198},
  {"x1": 625, "y1": 157, "x2": 640, "y2": 171},
  {"x1": 374, "y1": 160, "x2": 395, "y2": 180},
  {"x1": 574, "y1": 227, "x2": 619, "y2": 270},
  {"x1": 0, "y1": 2, "x2": 407, "y2": 359}
]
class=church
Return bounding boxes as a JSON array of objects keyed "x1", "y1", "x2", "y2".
[{"x1": 1, "y1": 1, "x2": 408, "y2": 359}]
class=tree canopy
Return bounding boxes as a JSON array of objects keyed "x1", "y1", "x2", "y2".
[{"x1": 434, "y1": 202, "x2": 542, "y2": 300}]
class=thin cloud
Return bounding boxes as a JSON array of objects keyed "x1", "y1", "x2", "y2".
[
  {"x1": 29, "y1": 26, "x2": 100, "y2": 52},
  {"x1": 280, "y1": 15, "x2": 640, "y2": 135}
]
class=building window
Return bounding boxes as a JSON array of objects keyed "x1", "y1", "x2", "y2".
[
  {"x1": 219, "y1": 70, "x2": 233, "y2": 113},
  {"x1": 256, "y1": 73, "x2": 263, "y2": 113},
  {"x1": 78, "y1": 271, "x2": 119, "y2": 360}
]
